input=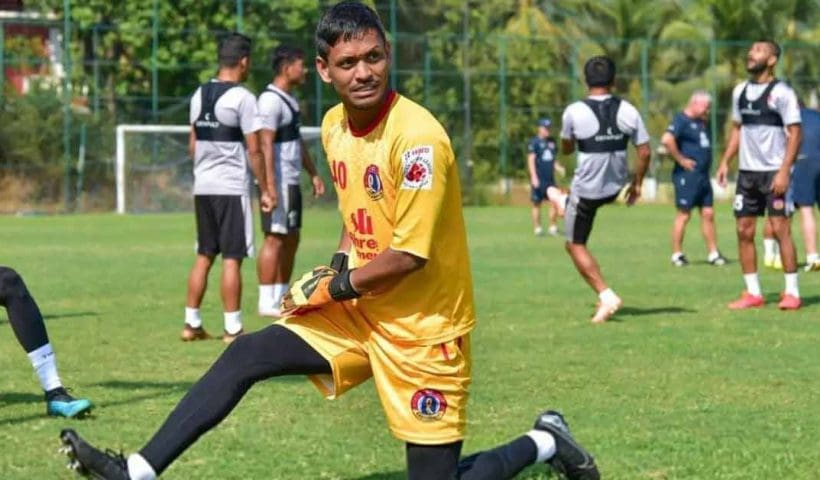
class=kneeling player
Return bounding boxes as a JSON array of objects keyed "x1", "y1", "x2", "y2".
[
  {"x1": 58, "y1": 3, "x2": 598, "y2": 479},
  {"x1": 0, "y1": 266, "x2": 92, "y2": 417}
]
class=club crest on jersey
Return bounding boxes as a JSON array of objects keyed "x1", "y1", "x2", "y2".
[
  {"x1": 364, "y1": 164, "x2": 384, "y2": 200},
  {"x1": 401, "y1": 145, "x2": 434, "y2": 190},
  {"x1": 411, "y1": 389, "x2": 447, "y2": 421}
]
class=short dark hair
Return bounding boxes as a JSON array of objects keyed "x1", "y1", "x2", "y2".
[
  {"x1": 315, "y1": 1, "x2": 387, "y2": 60},
  {"x1": 755, "y1": 38, "x2": 781, "y2": 59},
  {"x1": 218, "y1": 32, "x2": 252, "y2": 68},
  {"x1": 271, "y1": 44, "x2": 304, "y2": 75},
  {"x1": 584, "y1": 56, "x2": 616, "y2": 88}
]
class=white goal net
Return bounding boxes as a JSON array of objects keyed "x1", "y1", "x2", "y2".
[{"x1": 115, "y1": 124, "x2": 321, "y2": 214}]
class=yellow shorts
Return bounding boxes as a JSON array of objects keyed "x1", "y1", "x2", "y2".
[{"x1": 277, "y1": 302, "x2": 471, "y2": 445}]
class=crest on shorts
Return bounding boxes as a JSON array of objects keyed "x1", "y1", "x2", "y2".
[
  {"x1": 773, "y1": 198, "x2": 785, "y2": 210},
  {"x1": 411, "y1": 389, "x2": 447, "y2": 421},
  {"x1": 364, "y1": 164, "x2": 383, "y2": 200}
]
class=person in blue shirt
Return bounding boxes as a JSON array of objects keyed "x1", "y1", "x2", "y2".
[
  {"x1": 527, "y1": 119, "x2": 564, "y2": 236},
  {"x1": 661, "y1": 91, "x2": 727, "y2": 267},
  {"x1": 793, "y1": 106, "x2": 820, "y2": 271}
]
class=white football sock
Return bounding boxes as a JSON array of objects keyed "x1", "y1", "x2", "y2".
[
  {"x1": 807, "y1": 253, "x2": 819, "y2": 264},
  {"x1": 224, "y1": 310, "x2": 242, "y2": 334},
  {"x1": 598, "y1": 288, "x2": 619, "y2": 305},
  {"x1": 671, "y1": 251, "x2": 684, "y2": 260},
  {"x1": 258, "y1": 284, "x2": 275, "y2": 310},
  {"x1": 743, "y1": 273, "x2": 762, "y2": 296},
  {"x1": 28, "y1": 343, "x2": 61, "y2": 392},
  {"x1": 784, "y1": 273, "x2": 799, "y2": 297},
  {"x1": 526, "y1": 429, "x2": 557, "y2": 463},
  {"x1": 184, "y1": 307, "x2": 202, "y2": 328},
  {"x1": 707, "y1": 250, "x2": 720, "y2": 262},
  {"x1": 273, "y1": 283, "x2": 289, "y2": 307},
  {"x1": 127, "y1": 454, "x2": 157, "y2": 480},
  {"x1": 763, "y1": 238, "x2": 777, "y2": 259}
]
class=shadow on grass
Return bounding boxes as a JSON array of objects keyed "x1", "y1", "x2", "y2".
[
  {"x1": 617, "y1": 306, "x2": 695, "y2": 316},
  {"x1": 0, "y1": 392, "x2": 42, "y2": 406},
  {"x1": 348, "y1": 472, "x2": 405, "y2": 480},
  {"x1": 0, "y1": 311, "x2": 99, "y2": 325}
]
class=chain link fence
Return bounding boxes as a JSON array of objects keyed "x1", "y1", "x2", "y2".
[{"x1": 1, "y1": 7, "x2": 818, "y2": 213}]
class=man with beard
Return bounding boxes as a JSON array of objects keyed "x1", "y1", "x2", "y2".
[{"x1": 716, "y1": 39, "x2": 802, "y2": 310}]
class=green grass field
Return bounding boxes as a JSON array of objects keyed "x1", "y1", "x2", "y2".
[{"x1": 1, "y1": 204, "x2": 819, "y2": 479}]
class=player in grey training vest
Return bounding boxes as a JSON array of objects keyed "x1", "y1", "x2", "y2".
[
  {"x1": 183, "y1": 33, "x2": 274, "y2": 343},
  {"x1": 716, "y1": 39, "x2": 803, "y2": 311},
  {"x1": 559, "y1": 56, "x2": 651, "y2": 324},
  {"x1": 256, "y1": 45, "x2": 326, "y2": 317}
]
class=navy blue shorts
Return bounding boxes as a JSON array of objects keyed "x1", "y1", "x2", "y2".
[
  {"x1": 673, "y1": 172, "x2": 713, "y2": 211},
  {"x1": 530, "y1": 179, "x2": 555, "y2": 204},
  {"x1": 792, "y1": 160, "x2": 820, "y2": 207}
]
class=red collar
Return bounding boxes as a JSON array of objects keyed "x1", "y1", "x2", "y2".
[{"x1": 348, "y1": 90, "x2": 397, "y2": 137}]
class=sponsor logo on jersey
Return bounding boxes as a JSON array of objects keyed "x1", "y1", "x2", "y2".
[
  {"x1": 195, "y1": 112, "x2": 220, "y2": 129},
  {"x1": 350, "y1": 208, "x2": 373, "y2": 235},
  {"x1": 411, "y1": 389, "x2": 447, "y2": 421},
  {"x1": 364, "y1": 164, "x2": 384, "y2": 201},
  {"x1": 401, "y1": 145, "x2": 434, "y2": 190},
  {"x1": 594, "y1": 127, "x2": 625, "y2": 142}
]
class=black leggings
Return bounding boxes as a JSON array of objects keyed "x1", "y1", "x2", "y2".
[
  {"x1": 0, "y1": 266, "x2": 50, "y2": 353},
  {"x1": 139, "y1": 324, "x2": 536, "y2": 478},
  {"x1": 140, "y1": 324, "x2": 331, "y2": 474},
  {"x1": 408, "y1": 437, "x2": 537, "y2": 480}
]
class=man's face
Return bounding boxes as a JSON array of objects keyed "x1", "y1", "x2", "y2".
[
  {"x1": 537, "y1": 126, "x2": 549, "y2": 138},
  {"x1": 285, "y1": 58, "x2": 307, "y2": 86},
  {"x1": 691, "y1": 97, "x2": 711, "y2": 120},
  {"x1": 746, "y1": 42, "x2": 776, "y2": 74},
  {"x1": 316, "y1": 29, "x2": 390, "y2": 111}
]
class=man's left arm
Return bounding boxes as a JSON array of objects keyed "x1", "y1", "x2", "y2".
[
  {"x1": 772, "y1": 89, "x2": 803, "y2": 196},
  {"x1": 772, "y1": 123, "x2": 802, "y2": 195},
  {"x1": 282, "y1": 136, "x2": 449, "y2": 314},
  {"x1": 625, "y1": 109, "x2": 651, "y2": 205},
  {"x1": 300, "y1": 139, "x2": 326, "y2": 198}
]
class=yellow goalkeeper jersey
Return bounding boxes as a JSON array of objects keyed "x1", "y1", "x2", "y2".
[{"x1": 321, "y1": 91, "x2": 475, "y2": 346}]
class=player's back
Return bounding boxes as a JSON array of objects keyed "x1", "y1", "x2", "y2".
[
  {"x1": 190, "y1": 80, "x2": 257, "y2": 195},
  {"x1": 322, "y1": 93, "x2": 475, "y2": 345}
]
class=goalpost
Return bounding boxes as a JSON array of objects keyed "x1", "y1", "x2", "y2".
[{"x1": 115, "y1": 124, "x2": 321, "y2": 214}]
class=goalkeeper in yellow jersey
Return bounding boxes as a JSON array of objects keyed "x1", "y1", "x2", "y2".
[{"x1": 59, "y1": 2, "x2": 598, "y2": 479}]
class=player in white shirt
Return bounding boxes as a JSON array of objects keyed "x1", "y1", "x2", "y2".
[
  {"x1": 716, "y1": 39, "x2": 803, "y2": 310},
  {"x1": 183, "y1": 33, "x2": 273, "y2": 343},
  {"x1": 559, "y1": 56, "x2": 651, "y2": 323},
  {"x1": 256, "y1": 45, "x2": 326, "y2": 317}
]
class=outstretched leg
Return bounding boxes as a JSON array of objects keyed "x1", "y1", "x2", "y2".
[
  {"x1": 61, "y1": 324, "x2": 330, "y2": 479},
  {"x1": 0, "y1": 266, "x2": 92, "y2": 417}
]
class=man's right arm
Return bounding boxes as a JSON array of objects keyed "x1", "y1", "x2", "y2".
[
  {"x1": 526, "y1": 152, "x2": 538, "y2": 187},
  {"x1": 245, "y1": 132, "x2": 274, "y2": 212},
  {"x1": 260, "y1": 128, "x2": 277, "y2": 197},
  {"x1": 660, "y1": 131, "x2": 695, "y2": 171},
  {"x1": 716, "y1": 123, "x2": 740, "y2": 186}
]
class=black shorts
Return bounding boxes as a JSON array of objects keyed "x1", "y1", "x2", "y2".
[
  {"x1": 194, "y1": 195, "x2": 254, "y2": 259},
  {"x1": 564, "y1": 193, "x2": 619, "y2": 245},
  {"x1": 261, "y1": 184, "x2": 302, "y2": 234},
  {"x1": 733, "y1": 170, "x2": 790, "y2": 218}
]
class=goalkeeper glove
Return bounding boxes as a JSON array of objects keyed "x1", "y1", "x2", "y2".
[{"x1": 281, "y1": 265, "x2": 360, "y2": 315}]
